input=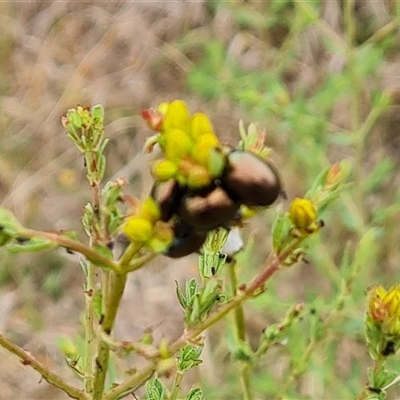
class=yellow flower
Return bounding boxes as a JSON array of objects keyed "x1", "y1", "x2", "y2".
[
  {"x1": 157, "y1": 102, "x2": 170, "y2": 117},
  {"x1": 143, "y1": 99, "x2": 225, "y2": 189},
  {"x1": 162, "y1": 100, "x2": 190, "y2": 132},
  {"x1": 289, "y1": 198, "x2": 318, "y2": 231},
  {"x1": 365, "y1": 284, "x2": 400, "y2": 360},
  {"x1": 123, "y1": 217, "x2": 153, "y2": 243},
  {"x1": 147, "y1": 221, "x2": 174, "y2": 253},
  {"x1": 137, "y1": 198, "x2": 161, "y2": 224},
  {"x1": 151, "y1": 159, "x2": 178, "y2": 181},
  {"x1": 190, "y1": 112, "x2": 214, "y2": 139},
  {"x1": 163, "y1": 129, "x2": 192, "y2": 161},
  {"x1": 367, "y1": 285, "x2": 400, "y2": 335},
  {"x1": 191, "y1": 133, "x2": 220, "y2": 167}
]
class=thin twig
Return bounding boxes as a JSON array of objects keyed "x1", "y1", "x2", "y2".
[
  {"x1": 20, "y1": 228, "x2": 118, "y2": 273},
  {"x1": 0, "y1": 333, "x2": 88, "y2": 400},
  {"x1": 93, "y1": 272, "x2": 128, "y2": 400}
]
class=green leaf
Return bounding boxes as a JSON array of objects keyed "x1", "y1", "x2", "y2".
[
  {"x1": 352, "y1": 229, "x2": 377, "y2": 275},
  {"x1": 94, "y1": 243, "x2": 113, "y2": 260},
  {"x1": 145, "y1": 378, "x2": 166, "y2": 400},
  {"x1": 6, "y1": 236, "x2": 56, "y2": 253},
  {"x1": 176, "y1": 281, "x2": 188, "y2": 308},
  {"x1": 56, "y1": 335, "x2": 80, "y2": 361},
  {"x1": 177, "y1": 345, "x2": 203, "y2": 372},
  {"x1": 271, "y1": 213, "x2": 292, "y2": 253},
  {"x1": 185, "y1": 279, "x2": 199, "y2": 304},
  {"x1": 91, "y1": 104, "x2": 104, "y2": 124},
  {"x1": 186, "y1": 387, "x2": 204, "y2": 400},
  {"x1": 0, "y1": 207, "x2": 22, "y2": 246}
]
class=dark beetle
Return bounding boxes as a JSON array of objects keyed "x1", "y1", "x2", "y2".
[
  {"x1": 221, "y1": 150, "x2": 282, "y2": 207},
  {"x1": 164, "y1": 220, "x2": 207, "y2": 258},
  {"x1": 179, "y1": 186, "x2": 240, "y2": 231},
  {"x1": 150, "y1": 179, "x2": 185, "y2": 222}
]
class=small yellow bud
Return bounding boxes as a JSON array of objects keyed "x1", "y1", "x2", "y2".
[
  {"x1": 147, "y1": 222, "x2": 174, "y2": 253},
  {"x1": 151, "y1": 159, "x2": 178, "y2": 181},
  {"x1": 162, "y1": 100, "x2": 190, "y2": 131},
  {"x1": 191, "y1": 133, "x2": 220, "y2": 167},
  {"x1": 190, "y1": 112, "x2": 214, "y2": 139},
  {"x1": 164, "y1": 129, "x2": 192, "y2": 161},
  {"x1": 366, "y1": 284, "x2": 400, "y2": 359},
  {"x1": 289, "y1": 198, "x2": 318, "y2": 230},
  {"x1": 138, "y1": 198, "x2": 161, "y2": 224},
  {"x1": 157, "y1": 102, "x2": 170, "y2": 116},
  {"x1": 123, "y1": 217, "x2": 153, "y2": 243},
  {"x1": 239, "y1": 205, "x2": 257, "y2": 220}
]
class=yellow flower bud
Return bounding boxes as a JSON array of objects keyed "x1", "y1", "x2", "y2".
[
  {"x1": 190, "y1": 112, "x2": 214, "y2": 139},
  {"x1": 164, "y1": 129, "x2": 192, "y2": 161},
  {"x1": 151, "y1": 159, "x2": 178, "y2": 181},
  {"x1": 162, "y1": 100, "x2": 190, "y2": 131},
  {"x1": 123, "y1": 217, "x2": 153, "y2": 243},
  {"x1": 157, "y1": 102, "x2": 170, "y2": 116},
  {"x1": 289, "y1": 198, "x2": 317, "y2": 230},
  {"x1": 239, "y1": 205, "x2": 257, "y2": 220},
  {"x1": 137, "y1": 198, "x2": 161, "y2": 224},
  {"x1": 366, "y1": 284, "x2": 400, "y2": 359},
  {"x1": 147, "y1": 222, "x2": 174, "y2": 253},
  {"x1": 191, "y1": 133, "x2": 220, "y2": 167}
]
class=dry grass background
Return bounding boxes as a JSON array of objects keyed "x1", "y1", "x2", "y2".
[{"x1": 0, "y1": 1, "x2": 399, "y2": 399}]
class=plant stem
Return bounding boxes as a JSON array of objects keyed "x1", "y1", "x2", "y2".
[
  {"x1": 170, "y1": 370, "x2": 184, "y2": 400},
  {"x1": 103, "y1": 361, "x2": 157, "y2": 400},
  {"x1": 0, "y1": 332, "x2": 88, "y2": 400},
  {"x1": 240, "y1": 363, "x2": 253, "y2": 400},
  {"x1": 228, "y1": 260, "x2": 253, "y2": 400},
  {"x1": 228, "y1": 260, "x2": 246, "y2": 342},
  {"x1": 91, "y1": 241, "x2": 145, "y2": 399},
  {"x1": 83, "y1": 259, "x2": 96, "y2": 395},
  {"x1": 20, "y1": 228, "x2": 118, "y2": 272},
  {"x1": 93, "y1": 271, "x2": 128, "y2": 400}
]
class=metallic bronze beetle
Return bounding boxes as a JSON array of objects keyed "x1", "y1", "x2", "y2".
[
  {"x1": 221, "y1": 150, "x2": 282, "y2": 207},
  {"x1": 179, "y1": 186, "x2": 240, "y2": 231}
]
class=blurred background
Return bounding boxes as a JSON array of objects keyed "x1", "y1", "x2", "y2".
[{"x1": 0, "y1": 1, "x2": 400, "y2": 399}]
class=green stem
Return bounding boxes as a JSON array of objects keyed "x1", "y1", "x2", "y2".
[
  {"x1": 93, "y1": 272, "x2": 128, "y2": 400},
  {"x1": 228, "y1": 260, "x2": 253, "y2": 400},
  {"x1": 103, "y1": 362, "x2": 157, "y2": 400},
  {"x1": 83, "y1": 259, "x2": 96, "y2": 396},
  {"x1": 20, "y1": 228, "x2": 118, "y2": 272},
  {"x1": 0, "y1": 332, "x2": 88, "y2": 400},
  {"x1": 170, "y1": 371, "x2": 184, "y2": 400},
  {"x1": 240, "y1": 363, "x2": 253, "y2": 400},
  {"x1": 228, "y1": 260, "x2": 246, "y2": 342},
  {"x1": 118, "y1": 242, "x2": 143, "y2": 269}
]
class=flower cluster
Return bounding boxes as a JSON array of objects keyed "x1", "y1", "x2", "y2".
[
  {"x1": 143, "y1": 100, "x2": 225, "y2": 189},
  {"x1": 123, "y1": 198, "x2": 174, "y2": 253},
  {"x1": 123, "y1": 100, "x2": 283, "y2": 258},
  {"x1": 365, "y1": 284, "x2": 400, "y2": 359}
]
